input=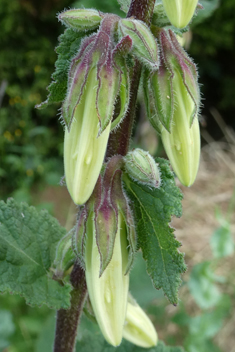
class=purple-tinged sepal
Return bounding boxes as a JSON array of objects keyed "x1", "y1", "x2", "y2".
[
  {"x1": 72, "y1": 206, "x2": 89, "y2": 267},
  {"x1": 58, "y1": 8, "x2": 103, "y2": 32},
  {"x1": 118, "y1": 19, "x2": 159, "y2": 70},
  {"x1": 150, "y1": 55, "x2": 174, "y2": 132},
  {"x1": 161, "y1": 29, "x2": 200, "y2": 127},
  {"x1": 124, "y1": 148, "x2": 161, "y2": 188},
  {"x1": 110, "y1": 169, "x2": 137, "y2": 274}
]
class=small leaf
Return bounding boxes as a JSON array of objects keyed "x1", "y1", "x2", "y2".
[
  {"x1": 123, "y1": 158, "x2": 186, "y2": 305},
  {"x1": 210, "y1": 224, "x2": 234, "y2": 259},
  {"x1": 0, "y1": 310, "x2": 15, "y2": 350},
  {"x1": 188, "y1": 262, "x2": 221, "y2": 309},
  {"x1": 0, "y1": 199, "x2": 72, "y2": 309}
]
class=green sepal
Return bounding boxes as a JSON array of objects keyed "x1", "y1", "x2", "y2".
[
  {"x1": 53, "y1": 227, "x2": 76, "y2": 280},
  {"x1": 111, "y1": 61, "x2": 130, "y2": 131},
  {"x1": 151, "y1": 59, "x2": 174, "y2": 132},
  {"x1": 119, "y1": 19, "x2": 159, "y2": 70},
  {"x1": 142, "y1": 69, "x2": 162, "y2": 134}
]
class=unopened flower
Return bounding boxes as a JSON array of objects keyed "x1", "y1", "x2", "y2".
[
  {"x1": 145, "y1": 29, "x2": 200, "y2": 186},
  {"x1": 85, "y1": 210, "x2": 129, "y2": 346},
  {"x1": 63, "y1": 15, "x2": 131, "y2": 205},
  {"x1": 64, "y1": 68, "x2": 111, "y2": 205},
  {"x1": 123, "y1": 295, "x2": 158, "y2": 348},
  {"x1": 74, "y1": 157, "x2": 137, "y2": 346},
  {"x1": 162, "y1": 0, "x2": 198, "y2": 28}
]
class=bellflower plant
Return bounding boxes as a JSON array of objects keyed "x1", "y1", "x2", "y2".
[{"x1": 0, "y1": 1, "x2": 207, "y2": 352}]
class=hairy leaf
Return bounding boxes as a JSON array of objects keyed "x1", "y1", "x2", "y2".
[
  {"x1": 123, "y1": 158, "x2": 186, "y2": 305},
  {"x1": 76, "y1": 330, "x2": 184, "y2": 351},
  {"x1": 0, "y1": 199, "x2": 72, "y2": 309},
  {"x1": 37, "y1": 28, "x2": 83, "y2": 109}
]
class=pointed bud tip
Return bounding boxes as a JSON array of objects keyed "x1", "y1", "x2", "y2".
[{"x1": 123, "y1": 297, "x2": 158, "y2": 348}]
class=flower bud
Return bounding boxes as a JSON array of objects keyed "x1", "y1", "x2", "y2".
[
  {"x1": 64, "y1": 68, "x2": 111, "y2": 205},
  {"x1": 123, "y1": 296, "x2": 158, "y2": 348},
  {"x1": 161, "y1": 69, "x2": 200, "y2": 186},
  {"x1": 118, "y1": 19, "x2": 159, "y2": 70},
  {"x1": 58, "y1": 9, "x2": 102, "y2": 31},
  {"x1": 162, "y1": 0, "x2": 198, "y2": 28},
  {"x1": 85, "y1": 211, "x2": 129, "y2": 346},
  {"x1": 124, "y1": 148, "x2": 161, "y2": 188}
]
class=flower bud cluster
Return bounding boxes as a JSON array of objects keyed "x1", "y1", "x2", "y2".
[{"x1": 60, "y1": 10, "x2": 159, "y2": 205}]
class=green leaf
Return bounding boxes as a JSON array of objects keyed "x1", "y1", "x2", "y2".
[
  {"x1": 0, "y1": 199, "x2": 72, "y2": 309},
  {"x1": 37, "y1": 28, "x2": 83, "y2": 109},
  {"x1": 210, "y1": 223, "x2": 234, "y2": 259},
  {"x1": 123, "y1": 158, "x2": 186, "y2": 305},
  {"x1": 76, "y1": 330, "x2": 184, "y2": 351},
  {"x1": 117, "y1": 0, "x2": 131, "y2": 14},
  {"x1": 0, "y1": 310, "x2": 15, "y2": 350},
  {"x1": 188, "y1": 262, "x2": 221, "y2": 309}
]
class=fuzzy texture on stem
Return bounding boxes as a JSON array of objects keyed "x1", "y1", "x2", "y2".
[{"x1": 53, "y1": 262, "x2": 87, "y2": 352}]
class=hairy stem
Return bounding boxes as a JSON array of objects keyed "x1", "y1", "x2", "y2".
[
  {"x1": 53, "y1": 262, "x2": 87, "y2": 352},
  {"x1": 106, "y1": 0, "x2": 156, "y2": 158}
]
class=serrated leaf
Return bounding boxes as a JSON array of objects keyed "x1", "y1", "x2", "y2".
[
  {"x1": 76, "y1": 330, "x2": 184, "y2": 351},
  {"x1": 0, "y1": 199, "x2": 72, "y2": 309},
  {"x1": 117, "y1": 0, "x2": 132, "y2": 14},
  {"x1": 123, "y1": 158, "x2": 186, "y2": 305},
  {"x1": 37, "y1": 28, "x2": 83, "y2": 109}
]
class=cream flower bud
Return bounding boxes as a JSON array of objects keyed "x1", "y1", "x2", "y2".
[
  {"x1": 85, "y1": 211, "x2": 129, "y2": 346},
  {"x1": 64, "y1": 68, "x2": 111, "y2": 205},
  {"x1": 161, "y1": 69, "x2": 200, "y2": 186},
  {"x1": 123, "y1": 296, "x2": 158, "y2": 348},
  {"x1": 162, "y1": 0, "x2": 198, "y2": 29}
]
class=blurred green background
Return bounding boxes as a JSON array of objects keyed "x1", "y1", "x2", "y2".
[{"x1": 0, "y1": 0, "x2": 235, "y2": 351}]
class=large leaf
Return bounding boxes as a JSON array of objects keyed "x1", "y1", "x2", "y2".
[
  {"x1": 37, "y1": 28, "x2": 83, "y2": 109},
  {"x1": 123, "y1": 158, "x2": 186, "y2": 305},
  {"x1": 76, "y1": 330, "x2": 184, "y2": 351},
  {"x1": 0, "y1": 199, "x2": 72, "y2": 309}
]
